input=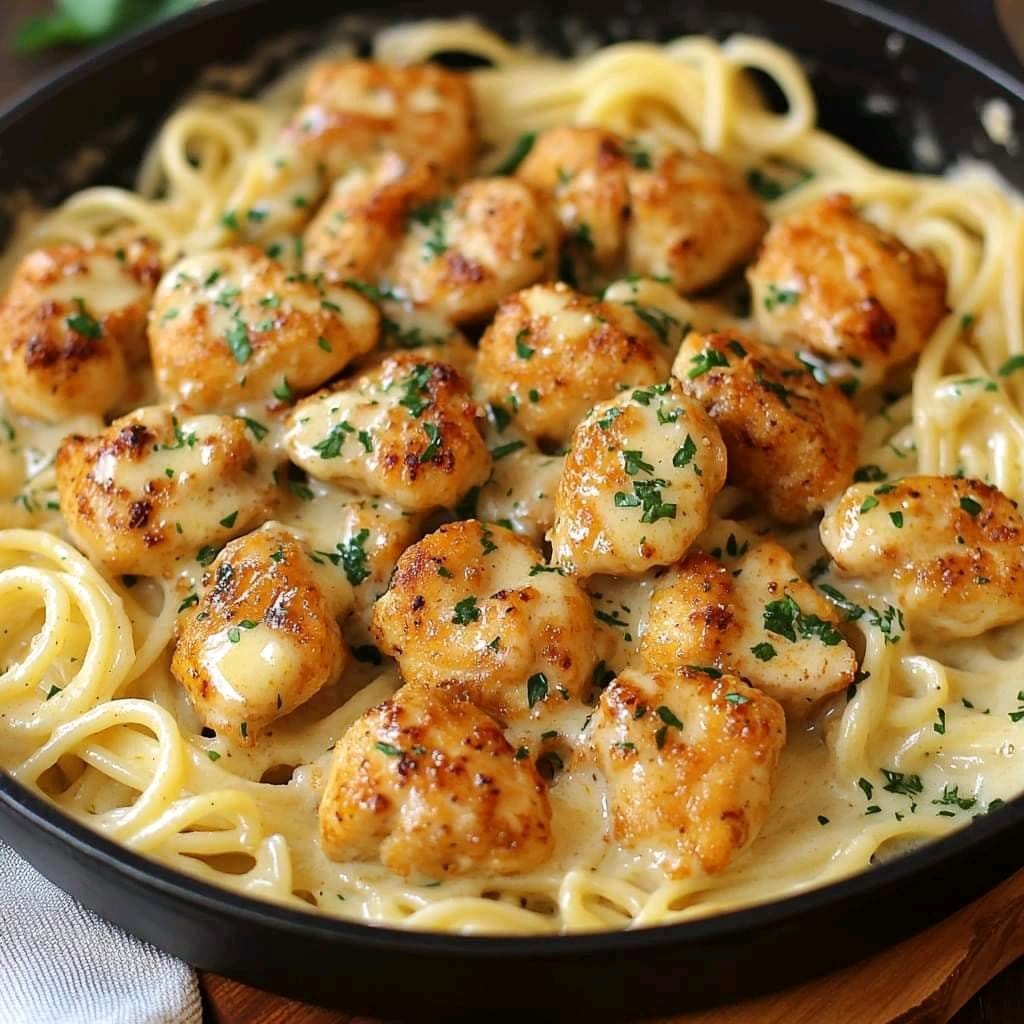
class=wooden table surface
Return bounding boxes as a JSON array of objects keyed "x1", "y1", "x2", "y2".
[{"x1": 2, "y1": 2, "x2": 1023, "y2": 1021}]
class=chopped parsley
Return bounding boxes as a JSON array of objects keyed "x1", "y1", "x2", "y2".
[
  {"x1": 492, "y1": 440, "x2": 526, "y2": 461},
  {"x1": 763, "y1": 594, "x2": 843, "y2": 646},
  {"x1": 527, "y1": 672, "x2": 548, "y2": 708},
  {"x1": 514, "y1": 329, "x2": 534, "y2": 360},
  {"x1": 312, "y1": 420, "x2": 354, "y2": 459},
  {"x1": 452, "y1": 596, "x2": 480, "y2": 625},
  {"x1": 750, "y1": 641, "x2": 777, "y2": 661},
  {"x1": 66, "y1": 297, "x2": 102, "y2": 339},
  {"x1": 225, "y1": 317, "x2": 252, "y2": 364},
  {"x1": 495, "y1": 132, "x2": 536, "y2": 174},
  {"x1": 672, "y1": 434, "x2": 698, "y2": 471},
  {"x1": 959, "y1": 495, "x2": 982, "y2": 517},
  {"x1": 399, "y1": 364, "x2": 434, "y2": 417},
  {"x1": 763, "y1": 283, "x2": 800, "y2": 311},
  {"x1": 687, "y1": 348, "x2": 729, "y2": 379},
  {"x1": 419, "y1": 422, "x2": 443, "y2": 462}
]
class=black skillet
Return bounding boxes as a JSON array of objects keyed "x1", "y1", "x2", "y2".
[{"x1": 1, "y1": 1, "x2": 1023, "y2": 1018}]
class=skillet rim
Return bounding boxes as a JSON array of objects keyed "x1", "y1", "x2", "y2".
[{"x1": 0, "y1": 0, "x2": 1023, "y2": 962}]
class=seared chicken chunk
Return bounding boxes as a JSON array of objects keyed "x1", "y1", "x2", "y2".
[
  {"x1": 477, "y1": 448, "x2": 564, "y2": 544},
  {"x1": 286, "y1": 60, "x2": 477, "y2": 180},
  {"x1": 285, "y1": 355, "x2": 489, "y2": 512},
  {"x1": 172, "y1": 525, "x2": 351, "y2": 745},
  {"x1": 476, "y1": 284, "x2": 673, "y2": 446},
  {"x1": 303, "y1": 153, "x2": 443, "y2": 283},
  {"x1": 0, "y1": 240, "x2": 160, "y2": 421},
  {"x1": 373, "y1": 520, "x2": 596, "y2": 719},
  {"x1": 625, "y1": 147, "x2": 766, "y2": 293},
  {"x1": 588, "y1": 666, "x2": 785, "y2": 877},
  {"x1": 640, "y1": 544, "x2": 857, "y2": 714},
  {"x1": 820, "y1": 475, "x2": 1024, "y2": 640},
  {"x1": 673, "y1": 329, "x2": 862, "y2": 522},
  {"x1": 149, "y1": 247, "x2": 379, "y2": 410},
  {"x1": 518, "y1": 127, "x2": 764, "y2": 293},
  {"x1": 389, "y1": 177, "x2": 559, "y2": 325},
  {"x1": 56, "y1": 406, "x2": 275, "y2": 577},
  {"x1": 280, "y1": 481, "x2": 423, "y2": 636},
  {"x1": 748, "y1": 194, "x2": 948, "y2": 386},
  {"x1": 319, "y1": 682, "x2": 553, "y2": 876},
  {"x1": 516, "y1": 125, "x2": 631, "y2": 271},
  {"x1": 549, "y1": 381, "x2": 727, "y2": 577}
]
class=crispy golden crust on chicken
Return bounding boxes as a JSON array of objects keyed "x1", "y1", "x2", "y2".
[
  {"x1": 149, "y1": 246, "x2": 379, "y2": 410},
  {"x1": 588, "y1": 666, "x2": 785, "y2": 877},
  {"x1": 0, "y1": 240, "x2": 160, "y2": 421},
  {"x1": 285, "y1": 355, "x2": 490, "y2": 511},
  {"x1": 748, "y1": 194, "x2": 948, "y2": 385},
  {"x1": 319, "y1": 682, "x2": 553, "y2": 876},
  {"x1": 820, "y1": 475, "x2": 1024, "y2": 639},
  {"x1": 56, "y1": 405, "x2": 276, "y2": 577},
  {"x1": 372, "y1": 519, "x2": 596, "y2": 720},
  {"x1": 172, "y1": 524, "x2": 351, "y2": 745},
  {"x1": 673, "y1": 329, "x2": 862, "y2": 522},
  {"x1": 476, "y1": 283, "x2": 672, "y2": 446}
]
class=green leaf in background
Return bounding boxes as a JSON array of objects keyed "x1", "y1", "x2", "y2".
[{"x1": 14, "y1": 0, "x2": 199, "y2": 55}]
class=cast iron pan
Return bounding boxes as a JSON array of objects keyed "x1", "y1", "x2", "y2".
[{"x1": 1, "y1": 1, "x2": 1023, "y2": 1018}]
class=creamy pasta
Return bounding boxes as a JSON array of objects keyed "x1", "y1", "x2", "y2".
[{"x1": 0, "y1": 19, "x2": 1023, "y2": 937}]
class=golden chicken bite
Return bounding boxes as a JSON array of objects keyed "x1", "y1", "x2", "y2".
[
  {"x1": 640, "y1": 544, "x2": 857, "y2": 715},
  {"x1": 820, "y1": 475, "x2": 1024, "y2": 640},
  {"x1": 172, "y1": 524, "x2": 351, "y2": 746},
  {"x1": 279, "y1": 481, "x2": 423, "y2": 638},
  {"x1": 0, "y1": 239, "x2": 161, "y2": 421},
  {"x1": 516, "y1": 125, "x2": 631, "y2": 271},
  {"x1": 149, "y1": 247, "x2": 379, "y2": 410},
  {"x1": 625, "y1": 147, "x2": 766, "y2": 294},
  {"x1": 286, "y1": 60, "x2": 477, "y2": 180},
  {"x1": 372, "y1": 520, "x2": 596, "y2": 720},
  {"x1": 302, "y1": 153, "x2": 443, "y2": 283},
  {"x1": 319, "y1": 682, "x2": 553, "y2": 876},
  {"x1": 672, "y1": 329, "x2": 862, "y2": 522},
  {"x1": 388, "y1": 177, "x2": 559, "y2": 325},
  {"x1": 747, "y1": 194, "x2": 948, "y2": 386},
  {"x1": 56, "y1": 406, "x2": 276, "y2": 577},
  {"x1": 549, "y1": 381, "x2": 727, "y2": 577},
  {"x1": 284, "y1": 355, "x2": 489, "y2": 512},
  {"x1": 587, "y1": 666, "x2": 785, "y2": 877},
  {"x1": 477, "y1": 448, "x2": 564, "y2": 544},
  {"x1": 476, "y1": 284, "x2": 673, "y2": 446}
]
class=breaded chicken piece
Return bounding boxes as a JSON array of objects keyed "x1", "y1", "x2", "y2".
[
  {"x1": 56, "y1": 405, "x2": 276, "y2": 577},
  {"x1": 625, "y1": 147, "x2": 766, "y2": 294},
  {"x1": 285, "y1": 60, "x2": 477, "y2": 180},
  {"x1": 549, "y1": 381, "x2": 727, "y2": 577},
  {"x1": 748, "y1": 194, "x2": 948, "y2": 386},
  {"x1": 388, "y1": 177, "x2": 559, "y2": 325},
  {"x1": 172, "y1": 524, "x2": 351, "y2": 745},
  {"x1": 588, "y1": 666, "x2": 785, "y2": 877},
  {"x1": 279, "y1": 480, "x2": 423, "y2": 637},
  {"x1": 518, "y1": 127, "x2": 765, "y2": 293},
  {"x1": 285, "y1": 355, "x2": 489, "y2": 511},
  {"x1": 673, "y1": 329, "x2": 862, "y2": 522},
  {"x1": 820, "y1": 475, "x2": 1024, "y2": 640},
  {"x1": 516, "y1": 125, "x2": 631, "y2": 270},
  {"x1": 476, "y1": 283, "x2": 673, "y2": 446},
  {"x1": 477, "y1": 448, "x2": 564, "y2": 544},
  {"x1": 319, "y1": 682, "x2": 553, "y2": 876},
  {"x1": 0, "y1": 239, "x2": 160, "y2": 421},
  {"x1": 302, "y1": 153, "x2": 443, "y2": 283},
  {"x1": 640, "y1": 544, "x2": 857, "y2": 715},
  {"x1": 372, "y1": 520, "x2": 596, "y2": 720},
  {"x1": 149, "y1": 246, "x2": 379, "y2": 410}
]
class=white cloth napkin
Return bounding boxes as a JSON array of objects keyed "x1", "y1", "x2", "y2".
[{"x1": 0, "y1": 842, "x2": 202, "y2": 1024}]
